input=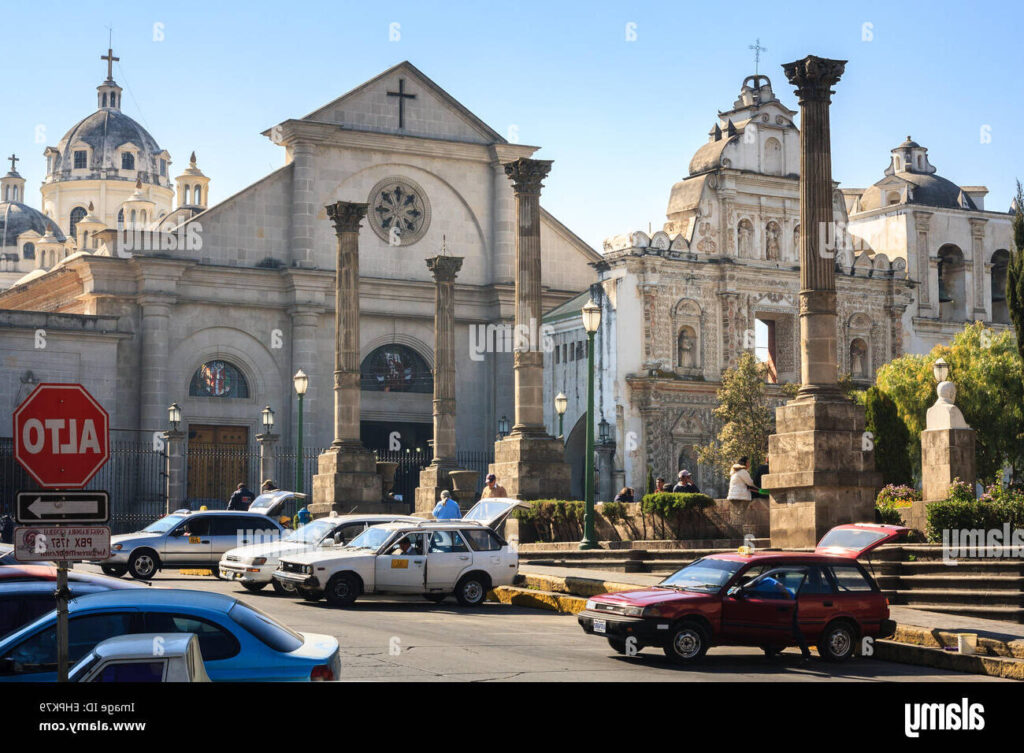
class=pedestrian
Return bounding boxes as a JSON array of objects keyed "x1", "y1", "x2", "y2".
[
  {"x1": 0, "y1": 513, "x2": 13, "y2": 544},
  {"x1": 480, "y1": 473, "x2": 508, "y2": 499},
  {"x1": 654, "y1": 478, "x2": 667, "y2": 493},
  {"x1": 296, "y1": 506, "x2": 312, "y2": 527},
  {"x1": 228, "y1": 482, "x2": 256, "y2": 511},
  {"x1": 613, "y1": 487, "x2": 635, "y2": 503},
  {"x1": 432, "y1": 490, "x2": 462, "y2": 520},
  {"x1": 672, "y1": 470, "x2": 700, "y2": 494},
  {"x1": 727, "y1": 457, "x2": 759, "y2": 501},
  {"x1": 261, "y1": 479, "x2": 278, "y2": 493}
]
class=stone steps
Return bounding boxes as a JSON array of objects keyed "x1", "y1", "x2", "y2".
[
  {"x1": 885, "y1": 588, "x2": 1024, "y2": 606},
  {"x1": 888, "y1": 603, "x2": 1024, "y2": 623}
]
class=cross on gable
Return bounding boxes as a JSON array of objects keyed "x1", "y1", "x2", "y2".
[
  {"x1": 8, "y1": 154, "x2": 18, "y2": 173},
  {"x1": 101, "y1": 47, "x2": 119, "y2": 80},
  {"x1": 749, "y1": 38, "x2": 767, "y2": 75},
  {"x1": 386, "y1": 78, "x2": 416, "y2": 129}
]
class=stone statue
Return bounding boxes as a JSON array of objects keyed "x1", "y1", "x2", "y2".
[
  {"x1": 737, "y1": 222, "x2": 753, "y2": 257},
  {"x1": 678, "y1": 328, "x2": 697, "y2": 368},
  {"x1": 850, "y1": 340, "x2": 867, "y2": 377},
  {"x1": 926, "y1": 381, "x2": 970, "y2": 430},
  {"x1": 765, "y1": 223, "x2": 780, "y2": 260}
]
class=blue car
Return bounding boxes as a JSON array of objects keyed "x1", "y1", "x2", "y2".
[{"x1": 0, "y1": 589, "x2": 340, "y2": 682}]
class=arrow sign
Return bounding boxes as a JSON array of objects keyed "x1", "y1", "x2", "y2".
[{"x1": 16, "y1": 490, "x2": 109, "y2": 524}]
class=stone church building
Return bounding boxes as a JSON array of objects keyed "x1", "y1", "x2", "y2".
[
  {"x1": 544, "y1": 75, "x2": 1014, "y2": 500},
  {"x1": 0, "y1": 55, "x2": 599, "y2": 505}
]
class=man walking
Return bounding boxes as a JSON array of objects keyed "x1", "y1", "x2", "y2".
[
  {"x1": 480, "y1": 474, "x2": 508, "y2": 499},
  {"x1": 227, "y1": 482, "x2": 256, "y2": 511},
  {"x1": 432, "y1": 490, "x2": 462, "y2": 520}
]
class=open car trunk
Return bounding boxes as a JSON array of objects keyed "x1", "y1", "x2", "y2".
[{"x1": 814, "y1": 523, "x2": 908, "y2": 558}]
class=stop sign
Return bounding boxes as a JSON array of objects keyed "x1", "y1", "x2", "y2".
[{"x1": 13, "y1": 383, "x2": 110, "y2": 489}]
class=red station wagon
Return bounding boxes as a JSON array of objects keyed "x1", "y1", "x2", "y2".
[{"x1": 578, "y1": 524, "x2": 906, "y2": 665}]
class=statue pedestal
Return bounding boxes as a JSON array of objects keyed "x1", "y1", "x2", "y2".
[
  {"x1": 921, "y1": 427, "x2": 976, "y2": 502},
  {"x1": 762, "y1": 398, "x2": 881, "y2": 548},
  {"x1": 310, "y1": 442, "x2": 383, "y2": 516},
  {"x1": 489, "y1": 433, "x2": 571, "y2": 501}
]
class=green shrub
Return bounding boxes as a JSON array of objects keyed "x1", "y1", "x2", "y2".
[
  {"x1": 511, "y1": 500, "x2": 585, "y2": 542},
  {"x1": 640, "y1": 492, "x2": 714, "y2": 539},
  {"x1": 924, "y1": 479, "x2": 1024, "y2": 542},
  {"x1": 601, "y1": 501, "x2": 626, "y2": 524},
  {"x1": 864, "y1": 387, "x2": 914, "y2": 486},
  {"x1": 875, "y1": 484, "x2": 920, "y2": 525}
]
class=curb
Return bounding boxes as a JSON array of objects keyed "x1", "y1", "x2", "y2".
[
  {"x1": 875, "y1": 640, "x2": 1024, "y2": 680},
  {"x1": 490, "y1": 586, "x2": 587, "y2": 614},
  {"x1": 892, "y1": 623, "x2": 1024, "y2": 660}
]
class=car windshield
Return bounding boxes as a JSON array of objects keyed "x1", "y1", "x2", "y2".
[
  {"x1": 660, "y1": 558, "x2": 746, "y2": 592},
  {"x1": 285, "y1": 520, "x2": 335, "y2": 544},
  {"x1": 228, "y1": 602, "x2": 303, "y2": 653},
  {"x1": 141, "y1": 515, "x2": 186, "y2": 534},
  {"x1": 347, "y1": 526, "x2": 395, "y2": 551},
  {"x1": 249, "y1": 492, "x2": 288, "y2": 511}
]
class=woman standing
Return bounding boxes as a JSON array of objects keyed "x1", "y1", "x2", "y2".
[{"x1": 727, "y1": 456, "x2": 759, "y2": 501}]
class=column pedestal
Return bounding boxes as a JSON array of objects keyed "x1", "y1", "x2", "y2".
[
  {"x1": 922, "y1": 427, "x2": 976, "y2": 503},
  {"x1": 415, "y1": 464, "x2": 455, "y2": 514},
  {"x1": 162, "y1": 430, "x2": 185, "y2": 514},
  {"x1": 489, "y1": 433, "x2": 571, "y2": 501},
  {"x1": 763, "y1": 399, "x2": 881, "y2": 548},
  {"x1": 310, "y1": 442, "x2": 384, "y2": 516}
]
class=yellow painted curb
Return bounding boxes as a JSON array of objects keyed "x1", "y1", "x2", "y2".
[
  {"x1": 491, "y1": 586, "x2": 587, "y2": 614},
  {"x1": 893, "y1": 624, "x2": 1024, "y2": 660},
  {"x1": 179, "y1": 568, "x2": 215, "y2": 576},
  {"x1": 875, "y1": 640, "x2": 1024, "y2": 680}
]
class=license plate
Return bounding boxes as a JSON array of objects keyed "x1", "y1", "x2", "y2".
[{"x1": 593, "y1": 619, "x2": 606, "y2": 634}]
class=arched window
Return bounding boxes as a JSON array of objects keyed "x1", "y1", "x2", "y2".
[
  {"x1": 130, "y1": 210, "x2": 137, "y2": 226},
  {"x1": 991, "y1": 249, "x2": 1010, "y2": 324},
  {"x1": 188, "y1": 360, "x2": 250, "y2": 398},
  {"x1": 23, "y1": 242, "x2": 35, "y2": 260},
  {"x1": 117, "y1": 209, "x2": 124, "y2": 228},
  {"x1": 121, "y1": 152, "x2": 135, "y2": 170},
  {"x1": 102, "y1": 93, "x2": 108, "y2": 108},
  {"x1": 183, "y1": 186, "x2": 191, "y2": 205},
  {"x1": 937, "y1": 245, "x2": 967, "y2": 322},
  {"x1": 69, "y1": 206, "x2": 87, "y2": 238},
  {"x1": 360, "y1": 344, "x2": 432, "y2": 393},
  {"x1": 764, "y1": 137, "x2": 782, "y2": 176},
  {"x1": 887, "y1": 192, "x2": 901, "y2": 206},
  {"x1": 194, "y1": 186, "x2": 202, "y2": 205},
  {"x1": 140, "y1": 210, "x2": 147, "y2": 225}
]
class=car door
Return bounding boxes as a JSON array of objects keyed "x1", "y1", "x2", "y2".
[
  {"x1": 374, "y1": 533, "x2": 427, "y2": 593},
  {"x1": 425, "y1": 530, "x2": 472, "y2": 590},
  {"x1": 209, "y1": 515, "x2": 278, "y2": 561},
  {"x1": 794, "y1": 565, "x2": 840, "y2": 644},
  {"x1": 162, "y1": 517, "x2": 211, "y2": 564},
  {"x1": 720, "y1": 567, "x2": 806, "y2": 645}
]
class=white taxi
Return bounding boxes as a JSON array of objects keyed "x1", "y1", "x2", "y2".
[
  {"x1": 219, "y1": 513, "x2": 419, "y2": 594},
  {"x1": 272, "y1": 499, "x2": 525, "y2": 608}
]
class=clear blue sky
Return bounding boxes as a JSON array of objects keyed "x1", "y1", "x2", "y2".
[{"x1": 1, "y1": 0, "x2": 1020, "y2": 251}]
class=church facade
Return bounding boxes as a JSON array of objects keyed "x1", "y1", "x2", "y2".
[
  {"x1": 544, "y1": 75, "x2": 1013, "y2": 500},
  {"x1": 0, "y1": 55, "x2": 599, "y2": 506}
]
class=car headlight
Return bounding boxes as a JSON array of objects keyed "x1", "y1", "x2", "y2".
[
  {"x1": 251, "y1": 557, "x2": 267, "y2": 566},
  {"x1": 585, "y1": 600, "x2": 597, "y2": 610},
  {"x1": 303, "y1": 565, "x2": 313, "y2": 574},
  {"x1": 622, "y1": 606, "x2": 645, "y2": 617},
  {"x1": 111, "y1": 544, "x2": 123, "y2": 551},
  {"x1": 641, "y1": 607, "x2": 665, "y2": 618}
]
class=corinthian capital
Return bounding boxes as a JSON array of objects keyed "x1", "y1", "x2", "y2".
[
  {"x1": 503, "y1": 157, "x2": 553, "y2": 196},
  {"x1": 783, "y1": 55, "x2": 846, "y2": 104},
  {"x1": 426, "y1": 254, "x2": 464, "y2": 282},
  {"x1": 326, "y1": 201, "x2": 368, "y2": 234}
]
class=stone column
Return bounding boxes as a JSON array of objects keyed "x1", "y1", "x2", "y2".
[
  {"x1": 596, "y1": 441, "x2": 616, "y2": 503},
  {"x1": 488, "y1": 158, "x2": 570, "y2": 500},
  {"x1": 914, "y1": 211, "x2": 933, "y2": 314},
  {"x1": 139, "y1": 296, "x2": 173, "y2": 433},
  {"x1": 162, "y1": 429, "x2": 185, "y2": 514},
  {"x1": 969, "y1": 218, "x2": 988, "y2": 317},
  {"x1": 762, "y1": 55, "x2": 881, "y2": 548},
  {"x1": 256, "y1": 432, "x2": 278, "y2": 489},
  {"x1": 416, "y1": 254, "x2": 477, "y2": 512},
  {"x1": 289, "y1": 142, "x2": 316, "y2": 268},
  {"x1": 310, "y1": 201, "x2": 382, "y2": 515}
]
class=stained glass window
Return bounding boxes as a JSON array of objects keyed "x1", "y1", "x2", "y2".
[
  {"x1": 189, "y1": 360, "x2": 250, "y2": 398},
  {"x1": 360, "y1": 345, "x2": 432, "y2": 393}
]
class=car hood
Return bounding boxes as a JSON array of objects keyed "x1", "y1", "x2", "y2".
[
  {"x1": 110, "y1": 532, "x2": 164, "y2": 546},
  {"x1": 280, "y1": 548, "x2": 372, "y2": 566},
  {"x1": 224, "y1": 541, "x2": 311, "y2": 561},
  {"x1": 593, "y1": 587, "x2": 714, "y2": 607}
]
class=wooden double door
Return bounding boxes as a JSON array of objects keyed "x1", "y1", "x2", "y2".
[{"x1": 186, "y1": 425, "x2": 251, "y2": 507}]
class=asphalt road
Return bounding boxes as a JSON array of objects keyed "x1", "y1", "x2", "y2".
[{"x1": 76, "y1": 566, "x2": 1006, "y2": 683}]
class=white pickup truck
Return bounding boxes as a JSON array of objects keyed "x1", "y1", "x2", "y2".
[{"x1": 272, "y1": 499, "x2": 525, "y2": 608}]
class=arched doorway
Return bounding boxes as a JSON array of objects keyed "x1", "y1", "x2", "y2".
[{"x1": 563, "y1": 414, "x2": 588, "y2": 501}]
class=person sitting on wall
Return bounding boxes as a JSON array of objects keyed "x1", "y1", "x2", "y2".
[
  {"x1": 672, "y1": 470, "x2": 700, "y2": 494},
  {"x1": 613, "y1": 487, "x2": 635, "y2": 503}
]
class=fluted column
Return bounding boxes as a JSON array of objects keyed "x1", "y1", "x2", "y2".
[
  {"x1": 426, "y1": 255, "x2": 463, "y2": 466},
  {"x1": 326, "y1": 201, "x2": 367, "y2": 448},
  {"x1": 969, "y1": 218, "x2": 988, "y2": 317},
  {"x1": 504, "y1": 157, "x2": 552, "y2": 436},
  {"x1": 783, "y1": 55, "x2": 846, "y2": 401},
  {"x1": 139, "y1": 295, "x2": 173, "y2": 432},
  {"x1": 290, "y1": 142, "x2": 316, "y2": 268}
]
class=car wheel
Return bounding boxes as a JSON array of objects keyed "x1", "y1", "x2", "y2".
[
  {"x1": 423, "y1": 593, "x2": 447, "y2": 603},
  {"x1": 324, "y1": 573, "x2": 359, "y2": 608},
  {"x1": 820, "y1": 620, "x2": 857, "y2": 662},
  {"x1": 454, "y1": 574, "x2": 488, "y2": 607},
  {"x1": 100, "y1": 565, "x2": 126, "y2": 578},
  {"x1": 298, "y1": 588, "x2": 322, "y2": 602},
  {"x1": 242, "y1": 582, "x2": 267, "y2": 593},
  {"x1": 662, "y1": 620, "x2": 709, "y2": 665},
  {"x1": 272, "y1": 579, "x2": 297, "y2": 596},
  {"x1": 127, "y1": 550, "x2": 159, "y2": 580}
]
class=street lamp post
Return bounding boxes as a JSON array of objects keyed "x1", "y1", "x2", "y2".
[
  {"x1": 580, "y1": 299, "x2": 601, "y2": 550},
  {"x1": 293, "y1": 370, "x2": 308, "y2": 495},
  {"x1": 554, "y1": 392, "x2": 568, "y2": 439}
]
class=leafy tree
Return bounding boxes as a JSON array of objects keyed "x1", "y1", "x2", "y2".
[
  {"x1": 1008, "y1": 180, "x2": 1024, "y2": 374},
  {"x1": 875, "y1": 322, "x2": 1024, "y2": 482},
  {"x1": 864, "y1": 387, "x2": 914, "y2": 486},
  {"x1": 698, "y1": 352, "x2": 774, "y2": 475}
]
